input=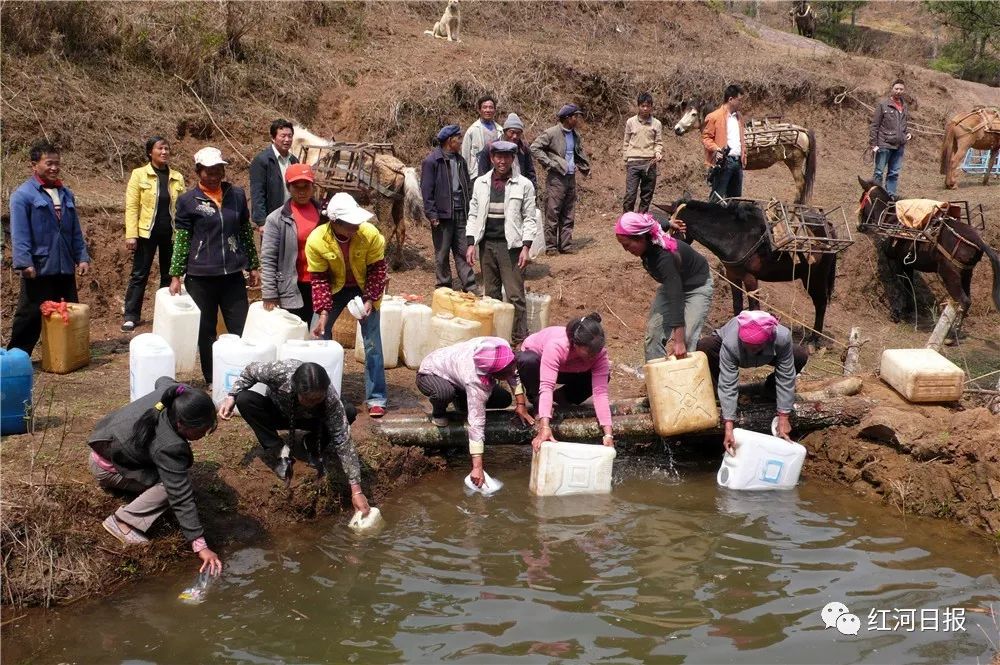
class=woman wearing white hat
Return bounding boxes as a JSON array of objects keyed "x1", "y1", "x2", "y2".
[
  {"x1": 305, "y1": 193, "x2": 389, "y2": 418},
  {"x1": 169, "y1": 147, "x2": 260, "y2": 384}
]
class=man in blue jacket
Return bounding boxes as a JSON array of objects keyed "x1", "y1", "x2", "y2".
[{"x1": 8, "y1": 140, "x2": 91, "y2": 355}]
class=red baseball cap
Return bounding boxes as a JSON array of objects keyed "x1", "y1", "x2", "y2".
[{"x1": 285, "y1": 163, "x2": 315, "y2": 184}]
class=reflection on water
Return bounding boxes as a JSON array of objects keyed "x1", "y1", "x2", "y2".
[{"x1": 7, "y1": 451, "x2": 999, "y2": 665}]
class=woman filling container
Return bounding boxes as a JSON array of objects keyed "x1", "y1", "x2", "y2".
[
  {"x1": 169, "y1": 146, "x2": 260, "y2": 384},
  {"x1": 88, "y1": 377, "x2": 222, "y2": 575},
  {"x1": 306, "y1": 192, "x2": 388, "y2": 418},
  {"x1": 615, "y1": 211, "x2": 714, "y2": 361},
  {"x1": 260, "y1": 163, "x2": 321, "y2": 324},
  {"x1": 518, "y1": 313, "x2": 614, "y2": 450},
  {"x1": 122, "y1": 136, "x2": 186, "y2": 332},
  {"x1": 417, "y1": 337, "x2": 534, "y2": 487}
]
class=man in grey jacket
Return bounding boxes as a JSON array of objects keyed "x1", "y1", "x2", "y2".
[
  {"x1": 465, "y1": 141, "x2": 538, "y2": 344},
  {"x1": 250, "y1": 119, "x2": 299, "y2": 229},
  {"x1": 695, "y1": 311, "x2": 809, "y2": 453},
  {"x1": 530, "y1": 104, "x2": 591, "y2": 255},
  {"x1": 868, "y1": 79, "x2": 911, "y2": 196}
]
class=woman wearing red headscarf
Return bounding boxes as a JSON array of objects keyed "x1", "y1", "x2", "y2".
[
  {"x1": 416, "y1": 337, "x2": 534, "y2": 487},
  {"x1": 696, "y1": 310, "x2": 809, "y2": 452},
  {"x1": 614, "y1": 211, "x2": 713, "y2": 362}
]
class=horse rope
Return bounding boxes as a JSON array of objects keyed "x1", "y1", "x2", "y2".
[{"x1": 833, "y1": 86, "x2": 945, "y2": 137}]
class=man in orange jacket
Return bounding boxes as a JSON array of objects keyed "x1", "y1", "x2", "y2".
[{"x1": 701, "y1": 84, "x2": 747, "y2": 202}]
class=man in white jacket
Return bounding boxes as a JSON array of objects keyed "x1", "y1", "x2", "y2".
[
  {"x1": 465, "y1": 141, "x2": 538, "y2": 345},
  {"x1": 461, "y1": 95, "x2": 503, "y2": 180}
]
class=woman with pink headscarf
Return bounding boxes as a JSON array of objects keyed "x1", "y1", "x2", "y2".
[
  {"x1": 695, "y1": 310, "x2": 809, "y2": 452},
  {"x1": 417, "y1": 337, "x2": 535, "y2": 487},
  {"x1": 615, "y1": 211, "x2": 714, "y2": 361}
]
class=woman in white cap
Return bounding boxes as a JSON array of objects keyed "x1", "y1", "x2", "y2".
[
  {"x1": 304, "y1": 193, "x2": 389, "y2": 418},
  {"x1": 169, "y1": 146, "x2": 260, "y2": 384}
]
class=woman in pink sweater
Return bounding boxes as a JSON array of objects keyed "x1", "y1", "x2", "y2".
[{"x1": 518, "y1": 313, "x2": 614, "y2": 450}]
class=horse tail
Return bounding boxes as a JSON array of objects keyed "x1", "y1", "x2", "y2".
[
  {"x1": 970, "y1": 231, "x2": 1000, "y2": 313},
  {"x1": 403, "y1": 167, "x2": 426, "y2": 225},
  {"x1": 939, "y1": 120, "x2": 956, "y2": 175},
  {"x1": 802, "y1": 129, "x2": 817, "y2": 204}
]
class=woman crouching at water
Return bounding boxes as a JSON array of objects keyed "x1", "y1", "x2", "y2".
[{"x1": 88, "y1": 378, "x2": 222, "y2": 575}]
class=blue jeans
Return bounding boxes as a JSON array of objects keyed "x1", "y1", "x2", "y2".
[
  {"x1": 873, "y1": 145, "x2": 905, "y2": 195},
  {"x1": 322, "y1": 286, "x2": 387, "y2": 408},
  {"x1": 710, "y1": 156, "x2": 743, "y2": 201}
]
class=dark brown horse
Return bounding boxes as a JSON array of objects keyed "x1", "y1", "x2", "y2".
[
  {"x1": 652, "y1": 199, "x2": 837, "y2": 344},
  {"x1": 856, "y1": 177, "x2": 1000, "y2": 333}
]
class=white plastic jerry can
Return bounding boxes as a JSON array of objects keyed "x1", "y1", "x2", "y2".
[
  {"x1": 211, "y1": 334, "x2": 276, "y2": 407},
  {"x1": 481, "y1": 297, "x2": 515, "y2": 342},
  {"x1": 354, "y1": 296, "x2": 404, "y2": 368},
  {"x1": 716, "y1": 428, "x2": 807, "y2": 491},
  {"x1": 525, "y1": 292, "x2": 551, "y2": 334},
  {"x1": 879, "y1": 348, "x2": 965, "y2": 402},
  {"x1": 401, "y1": 302, "x2": 435, "y2": 370},
  {"x1": 152, "y1": 287, "x2": 201, "y2": 374},
  {"x1": 129, "y1": 333, "x2": 176, "y2": 402},
  {"x1": 242, "y1": 301, "x2": 309, "y2": 348},
  {"x1": 278, "y1": 339, "x2": 345, "y2": 396},
  {"x1": 431, "y1": 313, "x2": 481, "y2": 350},
  {"x1": 529, "y1": 440, "x2": 617, "y2": 497}
]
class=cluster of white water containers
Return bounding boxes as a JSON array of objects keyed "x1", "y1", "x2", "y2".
[{"x1": 130, "y1": 289, "x2": 345, "y2": 409}]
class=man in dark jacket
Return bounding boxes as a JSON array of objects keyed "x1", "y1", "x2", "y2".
[
  {"x1": 420, "y1": 124, "x2": 477, "y2": 292},
  {"x1": 7, "y1": 140, "x2": 91, "y2": 355},
  {"x1": 868, "y1": 79, "x2": 911, "y2": 196},
  {"x1": 530, "y1": 104, "x2": 591, "y2": 255},
  {"x1": 249, "y1": 118, "x2": 299, "y2": 229},
  {"x1": 477, "y1": 112, "x2": 537, "y2": 189}
]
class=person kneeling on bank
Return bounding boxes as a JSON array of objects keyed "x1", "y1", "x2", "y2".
[
  {"x1": 695, "y1": 311, "x2": 809, "y2": 454},
  {"x1": 416, "y1": 337, "x2": 534, "y2": 488},
  {"x1": 88, "y1": 377, "x2": 222, "y2": 575},
  {"x1": 218, "y1": 360, "x2": 372, "y2": 517}
]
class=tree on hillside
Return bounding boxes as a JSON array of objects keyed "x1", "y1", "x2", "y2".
[
  {"x1": 924, "y1": 1, "x2": 1000, "y2": 84},
  {"x1": 813, "y1": 1, "x2": 868, "y2": 26}
]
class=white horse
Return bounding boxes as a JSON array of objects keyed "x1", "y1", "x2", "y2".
[{"x1": 292, "y1": 124, "x2": 424, "y2": 269}]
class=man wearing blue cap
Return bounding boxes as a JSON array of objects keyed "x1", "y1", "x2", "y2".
[
  {"x1": 530, "y1": 104, "x2": 591, "y2": 255},
  {"x1": 420, "y1": 125, "x2": 476, "y2": 292},
  {"x1": 465, "y1": 141, "x2": 538, "y2": 344}
]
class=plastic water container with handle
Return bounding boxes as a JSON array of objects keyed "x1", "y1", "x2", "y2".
[
  {"x1": 525, "y1": 292, "x2": 551, "y2": 334},
  {"x1": 129, "y1": 334, "x2": 176, "y2": 402},
  {"x1": 242, "y1": 301, "x2": 308, "y2": 348},
  {"x1": 529, "y1": 440, "x2": 617, "y2": 496},
  {"x1": 717, "y1": 428, "x2": 807, "y2": 491},
  {"x1": 278, "y1": 339, "x2": 344, "y2": 395},
  {"x1": 152, "y1": 287, "x2": 201, "y2": 373},
  {"x1": 431, "y1": 314, "x2": 481, "y2": 350},
  {"x1": 481, "y1": 297, "x2": 515, "y2": 342},
  {"x1": 211, "y1": 335, "x2": 276, "y2": 407},
  {"x1": 431, "y1": 287, "x2": 458, "y2": 315},
  {"x1": 0, "y1": 348, "x2": 33, "y2": 435},
  {"x1": 644, "y1": 352, "x2": 719, "y2": 436},
  {"x1": 354, "y1": 296, "x2": 404, "y2": 368},
  {"x1": 40, "y1": 302, "x2": 90, "y2": 374},
  {"x1": 454, "y1": 299, "x2": 494, "y2": 337},
  {"x1": 879, "y1": 348, "x2": 965, "y2": 402},
  {"x1": 401, "y1": 302, "x2": 434, "y2": 369}
]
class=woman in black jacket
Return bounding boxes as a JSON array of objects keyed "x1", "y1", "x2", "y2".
[
  {"x1": 168, "y1": 147, "x2": 260, "y2": 383},
  {"x1": 615, "y1": 211, "x2": 714, "y2": 362},
  {"x1": 88, "y1": 377, "x2": 222, "y2": 574}
]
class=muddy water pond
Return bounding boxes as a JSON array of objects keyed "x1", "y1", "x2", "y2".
[{"x1": 9, "y1": 451, "x2": 1000, "y2": 665}]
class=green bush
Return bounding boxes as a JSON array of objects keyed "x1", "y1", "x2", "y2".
[{"x1": 929, "y1": 40, "x2": 1000, "y2": 86}]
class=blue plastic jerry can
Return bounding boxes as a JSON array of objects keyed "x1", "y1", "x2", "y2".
[{"x1": 0, "y1": 348, "x2": 33, "y2": 435}]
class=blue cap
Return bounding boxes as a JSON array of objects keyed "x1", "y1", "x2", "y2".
[
  {"x1": 436, "y1": 124, "x2": 462, "y2": 143},
  {"x1": 489, "y1": 140, "x2": 518, "y2": 154},
  {"x1": 557, "y1": 103, "x2": 581, "y2": 119}
]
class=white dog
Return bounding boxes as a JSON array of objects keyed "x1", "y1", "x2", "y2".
[{"x1": 424, "y1": 0, "x2": 461, "y2": 42}]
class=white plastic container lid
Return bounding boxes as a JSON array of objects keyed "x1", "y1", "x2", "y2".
[
  {"x1": 347, "y1": 296, "x2": 366, "y2": 320},
  {"x1": 464, "y1": 471, "x2": 503, "y2": 496}
]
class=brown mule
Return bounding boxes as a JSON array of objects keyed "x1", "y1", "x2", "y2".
[{"x1": 940, "y1": 107, "x2": 1000, "y2": 189}]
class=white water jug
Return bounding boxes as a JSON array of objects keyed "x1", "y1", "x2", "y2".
[
  {"x1": 431, "y1": 313, "x2": 481, "y2": 350},
  {"x1": 481, "y1": 297, "x2": 515, "y2": 342},
  {"x1": 880, "y1": 348, "x2": 964, "y2": 402},
  {"x1": 242, "y1": 301, "x2": 308, "y2": 348},
  {"x1": 529, "y1": 440, "x2": 616, "y2": 497},
  {"x1": 354, "y1": 296, "x2": 405, "y2": 368},
  {"x1": 401, "y1": 302, "x2": 434, "y2": 370},
  {"x1": 211, "y1": 334, "x2": 276, "y2": 406},
  {"x1": 526, "y1": 292, "x2": 551, "y2": 334},
  {"x1": 716, "y1": 428, "x2": 807, "y2": 491},
  {"x1": 278, "y1": 339, "x2": 344, "y2": 395},
  {"x1": 129, "y1": 333, "x2": 176, "y2": 402},
  {"x1": 152, "y1": 287, "x2": 201, "y2": 374}
]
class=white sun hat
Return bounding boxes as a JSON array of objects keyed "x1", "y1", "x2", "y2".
[
  {"x1": 193, "y1": 147, "x2": 228, "y2": 167},
  {"x1": 326, "y1": 192, "x2": 374, "y2": 225}
]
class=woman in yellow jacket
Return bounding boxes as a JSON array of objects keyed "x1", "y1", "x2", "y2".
[
  {"x1": 122, "y1": 136, "x2": 186, "y2": 332},
  {"x1": 306, "y1": 193, "x2": 389, "y2": 417}
]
